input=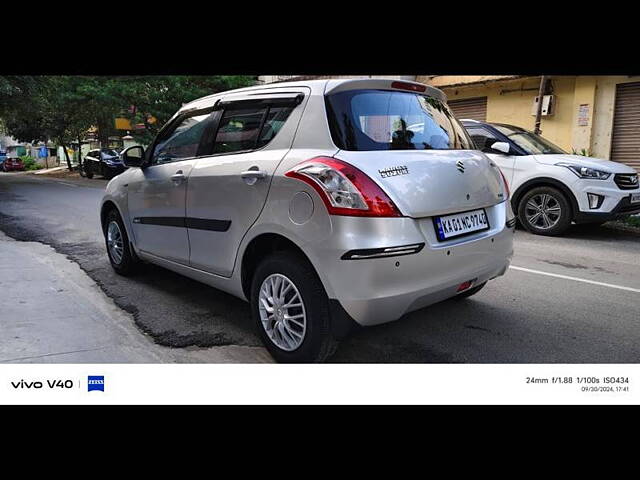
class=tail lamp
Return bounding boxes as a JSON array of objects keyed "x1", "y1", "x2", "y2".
[{"x1": 285, "y1": 157, "x2": 402, "y2": 217}]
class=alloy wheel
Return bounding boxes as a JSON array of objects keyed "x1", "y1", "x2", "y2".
[
  {"x1": 258, "y1": 273, "x2": 307, "y2": 351},
  {"x1": 107, "y1": 221, "x2": 124, "y2": 265},
  {"x1": 524, "y1": 193, "x2": 562, "y2": 230}
]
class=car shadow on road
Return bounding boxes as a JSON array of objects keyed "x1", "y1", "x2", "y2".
[
  {"x1": 107, "y1": 261, "x2": 262, "y2": 349},
  {"x1": 329, "y1": 296, "x2": 513, "y2": 363}
]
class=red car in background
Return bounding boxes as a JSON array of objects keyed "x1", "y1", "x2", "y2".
[{"x1": 2, "y1": 158, "x2": 25, "y2": 172}]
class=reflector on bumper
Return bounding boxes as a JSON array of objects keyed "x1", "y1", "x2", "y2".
[
  {"x1": 456, "y1": 279, "x2": 477, "y2": 292},
  {"x1": 341, "y1": 243, "x2": 425, "y2": 260}
]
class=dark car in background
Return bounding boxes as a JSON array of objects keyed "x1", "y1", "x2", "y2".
[
  {"x1": 83, "y1": 148, "x2": 126, "y2": 179},
  {"x1": 2, "y1": 157, "x2": 25, "y2": 172}
]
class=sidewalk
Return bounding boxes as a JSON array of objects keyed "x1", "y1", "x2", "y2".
[
  {"x1": 33, "y1": 166, "x2": 68, "y2": 175},
  {"x1": 0, "y1": 232, "x2": 271, "y2": 363}
]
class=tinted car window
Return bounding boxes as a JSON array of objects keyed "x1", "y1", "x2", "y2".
[
  {"x1": 326, "y1": 89, "x2": 473, "y2": 151},
  {"x1": 256, "y1": 107, "x2": 293, "y2": 148},
  {"x1": 152, "y1": 113, "x2": 215, "y2": 165},
  {"x1": 467, "y1": 127, "x2": 500, "y2": 152},
  {"x1": 493, "y1": 124, "x2": 565, "y2": 155},
  {"x1": 101, "y1": 149, "x2": 119, "y2": 158},
  {"x1": 213, "y1": 108, "x2": 267, "y2": 154}
]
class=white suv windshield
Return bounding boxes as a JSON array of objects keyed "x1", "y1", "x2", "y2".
[{"x1": 493, "y1": 125, "x2": 565, "y2": 155}]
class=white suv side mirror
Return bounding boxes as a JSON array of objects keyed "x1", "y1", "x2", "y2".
[{"x1": 490, "y1": 142, "x2": 510, "y2": 154}]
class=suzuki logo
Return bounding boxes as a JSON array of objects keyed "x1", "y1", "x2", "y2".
[
  {"x1": 631, "y1": 176, "x2": 638, "y2": 184},
  {"x1": 456, "y1": 160, "x2": 465, "y2": 173}
]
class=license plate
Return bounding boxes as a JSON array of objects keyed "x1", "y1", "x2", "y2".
[
  {"x1": 434, "y1": 208, "x2": 490, "y2": 241},
  {"x1": 631, "y1": 193, "x2": 640, "y2": 204}
]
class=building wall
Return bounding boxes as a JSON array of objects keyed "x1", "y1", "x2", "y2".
[
  {"x1": 420, "y1": 75, "x2": 522, "y2": 88},
  {"x1": 591, "y1": 76, "x2": 640, "y2": 159},
  {"x1": 440, "y1": 76, "x2": 577, "y2": 153},
  {"x1": 426, "y1": 75, "x2": 640, "y2": 165}
]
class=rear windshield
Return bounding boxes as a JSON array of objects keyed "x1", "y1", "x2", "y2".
[{"x1": 325, "y1": 89, "x2": 473, "y2": 151}]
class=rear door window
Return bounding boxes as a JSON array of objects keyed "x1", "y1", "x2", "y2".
[
  {"x1": 213, "y1": 107, "x2": 293, "y2": 153},
  {"x1": 213, "y1": 105, "x2": 295, "y2": 154},
  {"x1": 213, "y1": 108, "x2": 266, "y2": 154},
  {"x1": 326, "y1": 89, "x2": 473, "y2": 151},
  {"x1": 257, "y1": 107, "x2": 294, "y2": 148}
]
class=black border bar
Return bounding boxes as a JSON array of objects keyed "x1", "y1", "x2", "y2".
[{"x1": 133, "y1": 217, "x2": 231, "y2": 232}]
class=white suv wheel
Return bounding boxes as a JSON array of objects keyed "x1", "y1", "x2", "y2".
[{"x1": 524, "y1": 193, "x2": 562, "y2": 230}]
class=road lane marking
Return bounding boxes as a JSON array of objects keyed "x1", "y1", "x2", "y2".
[{"x1": 509, "y1": 265, "x2": 640, "y2": 294}]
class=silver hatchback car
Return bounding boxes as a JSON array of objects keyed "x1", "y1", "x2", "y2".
[{"x1": 100, "y1": 78, "x2": 515, "y2": 362}]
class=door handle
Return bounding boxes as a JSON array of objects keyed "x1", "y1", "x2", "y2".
[
  {"x1": 240, "y1": 167, "x2": 267, "y2": 185},
  {"x1": 240, "y1": 169, "x2": 267, "y2": 179},
  {"x1": 171, "y1": 170, "x2": 186, "y2": 184}
]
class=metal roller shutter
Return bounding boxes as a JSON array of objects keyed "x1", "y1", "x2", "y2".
[
  {"x1": 447, "y1": 97, "x2": 487, "y2": 122},
  {"x1": 611, "y1": 82, "x2": 640, "y2": 171}
]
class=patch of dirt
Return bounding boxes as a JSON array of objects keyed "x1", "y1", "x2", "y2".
[{"x1": 603, "y1": 220, "x2": 640, "y2": 236}]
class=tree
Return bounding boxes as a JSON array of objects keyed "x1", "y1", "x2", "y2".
[
  {"x1": 49, "y1": 76, "x2": 257, "y2": 146},
  {"x1": 0, "y1": 76, "x2": 96, "y2": 170},
  {"x1": 0, "y1": 75, "x2": 257, "y2": 169},
  {"x1": 101, "y1": 76, "x2": 257, "y2": 145}
]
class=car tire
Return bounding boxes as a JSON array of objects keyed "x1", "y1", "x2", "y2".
[
  {"x1": 518, "y1": 186, "x2": 572, "y2": 236},
  {"x1": 453, "y1": 281, "x2": 487, "y2": 299},
  {"x1": 85, "y1": 165, "x2": 94, "y2": 179},
  {"x1": 104, "y1": 209, "x2": 140, "y2": 276},
  {"x1": 250, "y1": 251, "x2": 339, "y2": 363}
]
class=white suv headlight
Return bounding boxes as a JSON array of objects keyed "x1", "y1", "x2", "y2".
[{"x1": 555, "y1": 162, "x2": 611, "y2": 180}]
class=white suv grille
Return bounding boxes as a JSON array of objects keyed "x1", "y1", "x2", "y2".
[{"x1": 614, "y1": 173, "x2": 639, "y2": 190}]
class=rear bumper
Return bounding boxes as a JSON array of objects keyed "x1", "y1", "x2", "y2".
[{"x1": 312, "y1": 201, "x2": 514, "y2": 326}]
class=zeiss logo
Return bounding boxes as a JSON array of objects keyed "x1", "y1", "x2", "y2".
[{"x1": 88, "y1": 376, "x2": 105, "y2": 392}]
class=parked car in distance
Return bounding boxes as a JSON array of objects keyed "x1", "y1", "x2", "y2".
[
  {"x1": 100, "y1": 79, "x2": 515, "y2": 362},
  {"x1": 2, "y1": 157, "x2": 25, "y2": 172},
  {"x1": 462, "y1": 120, "x2": 640, "y2": 236},
  {"x1": 83, "y1": 148, "x2": 126, "y2": 179}
]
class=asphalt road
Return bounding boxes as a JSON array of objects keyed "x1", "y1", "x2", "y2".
[{"x1": 1, "y1": 171, "x2": 639, "y2": 363}]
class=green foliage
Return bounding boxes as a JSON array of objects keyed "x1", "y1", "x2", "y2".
[
  {"x1": 571, "y1": 148, "x2": 590, "y2": 156},
  {"x1": 0, "y1": 75, "x2": 258, "y2": 158},
  {"x1": 19, "y1": 155, "x2": 43, "y2": 171},
  {"x1": 623, "y1": 215, "x2": 640, "y2": 228},
  {"x1": 107, "y1": 76, "x2": 257, "y2": 144},
  {"x1": 0, "y1": 76, "x2": 94, "y2": 171}
]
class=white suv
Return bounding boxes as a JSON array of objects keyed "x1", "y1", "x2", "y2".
[
  {"x1": 462, "y1": 120, "x2": 640, "y2": 236},
  {"x1": 100, "y1": 79, "x2": 514, "y2": 362}
]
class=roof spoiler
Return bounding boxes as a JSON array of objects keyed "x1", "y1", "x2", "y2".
[{"x1": 324, "y1": 78, "x2": 447, "y2": 102}]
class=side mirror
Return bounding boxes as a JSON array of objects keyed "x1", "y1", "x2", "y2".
[
  {"x1": 121, "y1": 145, "x2": 145, "y2": 167},
  {"x1": 490, "y1": 141, "x2": 510, "y2": 155}
]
